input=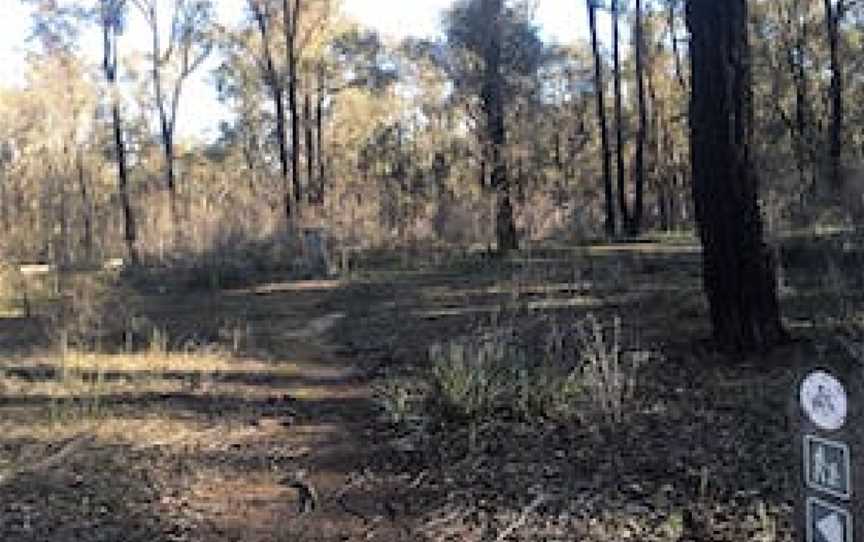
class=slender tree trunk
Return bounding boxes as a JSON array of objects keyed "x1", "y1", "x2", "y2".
[
  {"x1": 796, "y1": 0, "x2": 813, "y2": 186},
  {"x1": 482, "y1": 0, "x2": 517, "y2": 253},
  {"x1": 316, "y1": 62, "x2": 326, "y2": 204},
  {"x1": 667, "y1": 0, "x2": 686, "y2": 90},
  {"x1": 648, "y1": 55, "x2": 664, "y2": 230},
  {"x1": 667, "y1": 176, "x2": 677, "y2": 231},
  {"x1": 274, "y1": 86, "x2": 291, "y2": 219},
  {"x1": 824, "y1": 0, "x2": 844, "y2": 188},
  {"x1": 687, "y1": 0, "x2": 786, "y2": 353},
  {"x1": 0, "y1": 178, "x2": 5, "y2": 237},
  {"x1": 112, "y1": 103, "x2": 137, "y2": 264},
  {"x1": 632, "y1": 0, "x2": 646, "y2": 236},
  {"x1": 553, "y1": 131, "x2": 563, "y2": 171},
  {"x1": 658, "y1": 187, "x2": 669, "y2": 231},
  {"x1": 57, "y1": 154, "x2": 69, "y2": 268},
  {"x1": 612, "y1": 0, "x2": 629, "y2": 234},
  {"x1": 782, "y1": 0, "x2": 812, "y2": 189},
  {"x1": 587, "y1": 0, "x2": 615, "y2": 237},
  {"x1": 165, "y1": 131, "x2": 178, "y2": 228},
  {"x1": 304, "y1": 90, "x2": 314, "y2": 204},
  {"x1": 251, "y1": 1, "x2": 291, "y2": 220},
  {"x1": 662, "y1": 90, "x2": 680, "y2": 231},
  {"x1": 145, "y1": 1, "x2": 179, "y2": 228},
  {"x1": 76, "y1": 149, "x2": 93, "y2": 260},
  {"x1": 284, "y1": 0, "x2": 302, "y2": 206},
  {"x1": 241, "y1": 140, "x2": 257, "y2": 195},
  {"x1": 102, "y1": 3, "x2": 137, "y2": 264}
]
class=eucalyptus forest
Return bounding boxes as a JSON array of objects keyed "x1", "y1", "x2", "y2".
[{"x1": 0, "y1": 0, "x2": 862, "y2": 540}]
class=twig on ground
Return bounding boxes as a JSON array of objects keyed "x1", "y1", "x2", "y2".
[
  {"x1": 0, "y1": 433, "x2": 94, "y2": 488},
  {"x1": 493, "y1": 492, "x2": 548, "y2": 542}
]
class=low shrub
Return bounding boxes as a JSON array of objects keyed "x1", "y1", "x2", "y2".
[{"x1": 424, "y1": 313, "x2": 651, "y2": 427}]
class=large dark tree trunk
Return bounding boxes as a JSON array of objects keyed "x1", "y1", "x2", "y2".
[
  {"x1": 481, "y1": 0, "x2": 517, "y2": 254},
  {"x1": 587, "y1": 0, "x2": 615, "y2": 237},
  {"x1": 632, "y1": 0, "x2": 646, "y2": 236},
  {"x1": 687, "y1": 0, "x2": 786, "y2": 353},
  {"x1": 612, "y1": 0, "x2": 629, "y2": 234},
  {"x1": 824, "y1": 0, "x2": 844, "y2": 188}
]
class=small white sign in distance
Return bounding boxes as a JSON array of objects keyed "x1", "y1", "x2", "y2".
[
  {"x1": 807, "y1": 497, "x2": 853, "y2": 542},
  {"x1": 801, "y1": 371, "x2": 848, "y2": 431}
]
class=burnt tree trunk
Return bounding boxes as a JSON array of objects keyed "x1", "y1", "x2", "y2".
[
  {"x1": 612, "y1": 0, "x2": 629, "y2": 234},
  {"x1": 140, "y1": 0, "x2": 180, "y2": 228},
  {"x1": 824, "y1": 0, "x2": 844, "y2": 188},
  {"x1": 667, "y1": 0, "x2": 686, "y2": 90},
  {"x1": 76, "y1": 148, "x2": 93, "y2": 260},
  {"x1": 274, "y1": 84, "x2": 291, "y2": 219},
  {"x1": 316, "y1": 62, "x2": 326, "y2": 204},
  {"x1": 112, "y1": 103, "x2": 136, "y2": 264},
  {"x1": 687, "y1": 0, "x2": 786, "y2": 353},
  {"x1": 0, "y1": 165, "x2": 7, "y2": 235},
  {"x1": 251, "y1": 0, "x2": 292, "y2": 220},
  {"x1": 101, "y1": 2, "x2": 137, "y2": 264},
  {"x1": 632, "y1": 0, "x2": 646, "y2": 236},
  {"x1": 481, "y1": 0, "x2": 517, "y2": 254},
  {"x1": 786, "y1": 0, "x2": 812, "y2": 188},
  {"x1": 304, "y1": 90, "x2": 315, "y2": 204},
  {"x1": 587, "y1": 0, "x2": 615, "y2": 237},
  {"x1": 284, "y1": 0, "x2": 302, "y2": 206}
]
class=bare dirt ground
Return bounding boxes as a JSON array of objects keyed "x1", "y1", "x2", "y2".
[{"x1": 0, "y1": 236, "x2": 858, "y2": 541}]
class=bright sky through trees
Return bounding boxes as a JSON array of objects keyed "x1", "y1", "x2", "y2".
[{"x1": 1, "y1": 0, "x2": 587, "y2": 141}]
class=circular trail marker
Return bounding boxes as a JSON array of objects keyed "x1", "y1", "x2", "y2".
[{"x1": 801, "y1": 371, "x2": 848, "y2": 431}]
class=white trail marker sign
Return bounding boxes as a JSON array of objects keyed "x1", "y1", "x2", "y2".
[{"x1": 791, "y1": 349, "x2": 864, "y2": 542}]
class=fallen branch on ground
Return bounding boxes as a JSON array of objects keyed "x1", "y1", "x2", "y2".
[
  {"x1": 493, "y1": 492, "x2": 548, "y2": 542},
  {"x1": 0, "y1": 433, "x2": 94, "y2": 489}
]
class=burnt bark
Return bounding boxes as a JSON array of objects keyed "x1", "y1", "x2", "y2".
[
  {"x1": 667, "y1": 0, "x2": 686, "y2": 90},
  {"x1": 0, "y1": 167, "x2": 7, "y2": 235},
  {"x1": 587, "y1": 0, "x2": 615, "y2": 237},
  {"x1": 481, "y1": 0, "x2": 517, "y2": 253},
  {"x1": 284, "y1": 0, "x2": 302, "y2": 206},
  {"x1": 112, "y1": 103, "x2": 136, "y2": 264},
  {"x1": 612, "y1": 0, "x2": 629, "y2": 234},
  {"x1": 133, "y1": 0, "x2": 209, "y2": 228},
  {"x1": 687, "y1": 0, "x2": 786, "y2": 353},
  {"x1": 250, "y1": 0, "x2": 291, "y2": 219},
  {"x1": 824, "y1": 0, "x2": 844, "y2": 188},
  {"x1": 632, "y1": 0, "x2": 646, "y2": 236},
  {"x1": 779, "y1": 0, "x2": 812, "y2": 187},
  {"x1": 304, "y1": 89, "x2": 314, "y2": 204},
  {"x1": 316, "y1": 62, "x2": 326, "y2": 204},
  {"x1": 101, "y1": 1, "x2": 137, "y2": 264},
  {"x1": 76, "y1": 149, "x2": 93, "y2": 260}
]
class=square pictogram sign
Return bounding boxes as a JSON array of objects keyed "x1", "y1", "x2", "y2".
[
  {"x1": 805, "y1": 435, "x2": 852, "y2": 500},
  {"x1": 807, "y1": 496, "x2": 853, "y2": 542}
]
